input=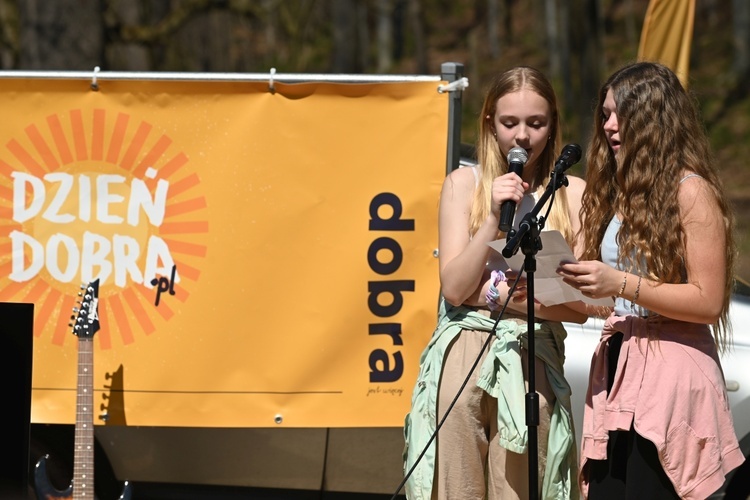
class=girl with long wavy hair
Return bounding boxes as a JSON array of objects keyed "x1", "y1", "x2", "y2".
[{"x1": 558, "y1": 61, "x2": 745, "y2": 498}]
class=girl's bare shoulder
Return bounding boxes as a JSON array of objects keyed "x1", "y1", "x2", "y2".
[
  {"x1": 564, "y1": 174, "x2": 586, "y2": 193},
  {"x1": 442, "y1": 165, "x2": 479, "y2": 193}
]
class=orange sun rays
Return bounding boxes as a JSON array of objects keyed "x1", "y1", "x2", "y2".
[{"x1": 0, "y1": 108, "x2": 208, "y2": 348}]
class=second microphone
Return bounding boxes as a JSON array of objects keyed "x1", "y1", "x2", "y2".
[{"x1": 498, "y1": 146, "x2": 529, "y2": 232}]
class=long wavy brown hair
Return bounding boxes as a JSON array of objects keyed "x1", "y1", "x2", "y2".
[
  {"x1": 470, "y1": 66, "x2": 575, "y2": 244},
  {"x1": 578, "y1": 61, "x2": 736, "y2": 352}
]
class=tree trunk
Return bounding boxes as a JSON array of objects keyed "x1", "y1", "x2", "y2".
[
  {"x1": 572, "y1": 0, "x2": 602, "y2": 159},
  {"x1": 262, "y1": 0, "x2": 278, "y2": 68},
  {"x1": 357, "y1": 1, "x2": 369, "y2": 72},
  {"x1": 487, "y1": 0, "x2": 500, "y2": 59},
  {"x1": 732, "y1": 0, "x2": 750, "y2": 81},
  {"x1": 409, "y1": 0, "x2": 428, "y2": 73},
  {"x1": 0, "y1": 0, "x2": 19, "y2": 68},
  {"x1": 332, "y1": 0, "x2": 357, "y2": 72},
  {"x1": 559, "y1": 0, "x2": 574, "y2": 124},
  {"x1": 105, "y1": 0, "x2": 150, "y2": 71},
  {"x1": 545, "y1": 0, "x2": 560, "y2": 80},
  {"x1": 19, "y1": 0, "x2": 103, "y2": 70},
  {"x1": 376, "y1": 0, "x2": 392, "y2": 72},
  {"x1": 624, "y1": 0, "x2": 637, "y2": 48}
]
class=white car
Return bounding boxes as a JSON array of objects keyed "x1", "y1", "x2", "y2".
[{"x1": 562, "y1": 280, "x2": 750, "y2": 498}]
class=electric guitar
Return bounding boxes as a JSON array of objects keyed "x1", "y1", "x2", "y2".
[{"x1": 34, "y1": 279, "x2": 132, "y2": 500}]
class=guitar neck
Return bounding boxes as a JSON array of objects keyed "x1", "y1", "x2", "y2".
[{"x1": 74, "y1": 336, "x2": 95, "y2": 500}]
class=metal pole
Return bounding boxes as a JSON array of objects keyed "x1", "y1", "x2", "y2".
[{"x1": 440, "y1": 62, "x2": 464, "y2": 175}]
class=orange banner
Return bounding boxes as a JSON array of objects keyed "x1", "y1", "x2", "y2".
[
  {"x1": 637, "y1": 0, "x2": 696, "y2": 87},
  {"x1": 0, "y1": 77, "x2": 448, "y2": 427}
]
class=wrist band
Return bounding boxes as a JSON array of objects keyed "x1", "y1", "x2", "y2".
[{"x1": 485, "y1": 269, "x2": 507, "y2": 311}]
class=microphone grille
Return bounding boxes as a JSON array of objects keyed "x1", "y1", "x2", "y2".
[{"x1": 507, "y1": 147, "x2": 528, "y2": 164}]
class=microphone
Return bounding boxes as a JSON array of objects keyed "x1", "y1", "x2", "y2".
[
  {"x1": 553, "y1": 144, "x2": 582, "y2": 172},
  {"x1": 499, "y1": 147, "x2": 528, "y2": 232}
]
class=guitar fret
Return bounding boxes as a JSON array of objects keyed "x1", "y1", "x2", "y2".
[{"x1": 74, "y1": 333, "x2": 95, "y2": 498}]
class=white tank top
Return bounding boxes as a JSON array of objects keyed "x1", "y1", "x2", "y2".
[{"x1": 601, "y1": 216, "x2": 649, "y2": 317}]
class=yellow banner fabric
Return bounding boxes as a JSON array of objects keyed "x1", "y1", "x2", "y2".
[
  {"x1": 637, "y1": 0, "x2": 696, "y2": 87},
  {"x1": 0, "y1": 78, "x2": 447, "y2": 427}
]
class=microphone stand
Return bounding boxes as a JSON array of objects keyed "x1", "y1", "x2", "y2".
[{"x1": 501, "y1": 165, "x2": 570, "y2": 500}]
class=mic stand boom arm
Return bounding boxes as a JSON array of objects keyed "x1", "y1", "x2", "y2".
[
  {"x1": 502, "y1": 166, "x2": 569, "y2": 260},
  {"x1": 500, "y1": 167, "x2": 569, "y2": 500}
]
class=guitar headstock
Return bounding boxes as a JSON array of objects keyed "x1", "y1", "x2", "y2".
[{"x1": 70, "y1": 278, "x2": 100, "y2": 339}]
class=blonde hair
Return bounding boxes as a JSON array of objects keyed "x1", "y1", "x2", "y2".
[
  {"x1": 470, "y1": 66, "x2": 575, "y2": 245},
  {"x1": 579, "y1": 61, "x2": 736, "y2": 352}
]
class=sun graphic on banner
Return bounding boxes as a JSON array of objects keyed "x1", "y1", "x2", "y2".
[{"x1": 0, "y1": 108, "x2": 208, "y2": 348}]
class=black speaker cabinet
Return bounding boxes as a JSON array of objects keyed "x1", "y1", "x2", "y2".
[{"x1": 0, "y1": 303, "x2": 34, "y2": 498}]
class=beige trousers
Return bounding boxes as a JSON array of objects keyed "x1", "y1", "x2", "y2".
[{"x1": 432, "y1": 326, "x2": 555, "y2": 500}]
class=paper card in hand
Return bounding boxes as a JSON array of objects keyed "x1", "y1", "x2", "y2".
[{"x1": 487, "y1": 230, "x2": 614, "y2": 307}]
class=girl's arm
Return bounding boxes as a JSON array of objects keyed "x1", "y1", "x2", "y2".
[
  {"x1": 439, "y1": 167, "x2": 525, "y2": 306},
  {"x1": 558, "y1": 177, "x2": 726, "y2": 324}
]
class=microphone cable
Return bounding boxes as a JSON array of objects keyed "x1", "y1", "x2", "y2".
[{"x1": 390, "y1": 270, "x2": 524, "y2": 500}]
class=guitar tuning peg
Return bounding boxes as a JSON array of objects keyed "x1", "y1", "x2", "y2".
[{"x1": 100, "y1": 403, "x2": 108, "y2": 411}]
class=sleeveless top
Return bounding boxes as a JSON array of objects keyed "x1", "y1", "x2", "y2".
[
  {"x1": 601, "y1": 173, "x2": 701, "y2": 317},
  {"x1": 601, "y1": 216, "x2": 649, "y2": 317}
]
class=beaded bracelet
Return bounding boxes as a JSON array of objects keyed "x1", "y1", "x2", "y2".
[
  {"x1": 616, "y1": 273, "x2": 628, "y2": 297},
  {"x1": 485, "y1": 269, "x2": 507, "y2": 311}
]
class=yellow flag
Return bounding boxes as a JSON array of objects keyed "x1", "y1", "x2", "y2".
[{"x1": 637, "y1": 0, "x2": 696, "y2": 88}]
